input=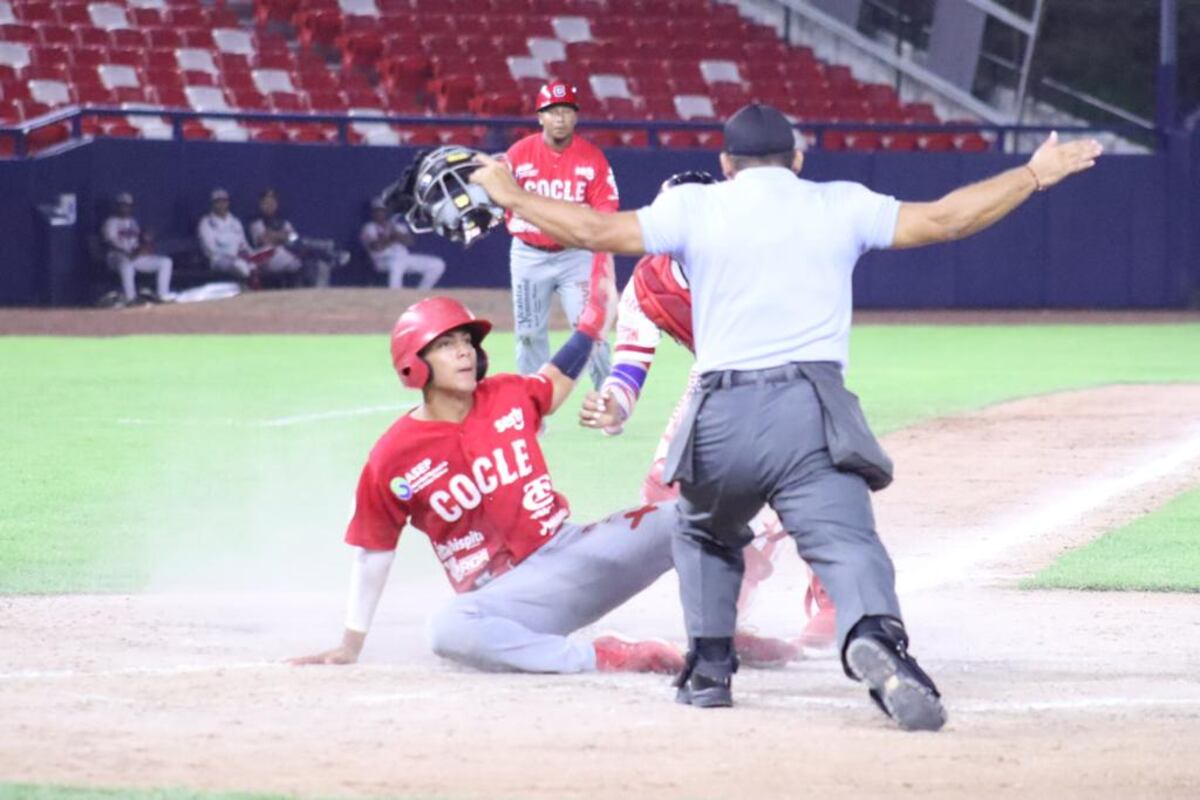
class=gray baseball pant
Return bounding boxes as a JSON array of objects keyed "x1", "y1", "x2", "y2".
[
  {"x1": 510, "y1": 239, "x2": 612, "y2": 390},
  {"x1": 428, "y1": 501, "x2": 675, "y2": 673},
  {"x1": 672, "y1": 375, "x2": 902, "y2": 651}
]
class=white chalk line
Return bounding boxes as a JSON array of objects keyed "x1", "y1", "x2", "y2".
[
  {"x1": 86, "y1": 403, "x2": 414, "y2": 429},
  {"x1": 896, "y1": 423, "x2": 1200, "y2": 595},
  {"x1": 760, "y1": 693, "x2": 1200, "y2": 714},
  {"x1": 0, "y1": 661, "x2": 277, "y2": 681}
]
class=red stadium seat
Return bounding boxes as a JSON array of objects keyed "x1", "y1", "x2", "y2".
[
  {"x1": 0, "y1": 23, "x2": 36, "y2": 43},
  {"x1": 918, "y1": 132, "x2": 954, "y2": 152},
  {"x1": 956, "y1": 132, "x2": 991, "y2": 152},
  {"x1": 75, "y1": 28, "x2": 112, "y2": 49},
  {"x1": 17, "y1": 4, "x2": 56, "y2": 24},
  {"x1": 111, "y1": 30, "x2": 147, "y2": 51},
  {"x1": 129, "y1": 8, "x2": 166, "y2": 27},
  {"x1": 170, "y1": 8, "x2": 209, "y2": 28},
  {"x1": 38, "y1": 25, "x2": 74, "y2": 47},
  {"x1": 57, "y1": 4, "x2": 91, "y2": 25},
  {"x1": 147, "y1": 29, "x2": 185, "y2": 50},
  {"x1": 659, "y1": 129, "x2": 701, "y2": 148},
  {"x1": 229, "y1": 89, "x2": 270, "y2": 111},
  {"x1": 71, "y1": 48, "x2": 108, "y2": 68},
  {"x1": 181, "y1": 119, "x2": 213, "y2": 139},
  {"x1": 151, "y1": 86, "x2": 189, "y2": 108},
  {"x1": 108, "y1": 50, "x2": 144, "y2": 68},
  {"x1": 307, "y1": 89, "x2": 345, "y2": 112},
  {"x1": 881, "y1": 131, "x2": 918, "y2": 151},
  {"x1": 269, "y1": 91, "x2": 310, "y2": 112},
  {"x1": 182, "y1": 29, "x2": 215, "y2": 49}
]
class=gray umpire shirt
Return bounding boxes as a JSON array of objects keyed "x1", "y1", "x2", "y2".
[
  {"x1": 635, "y1": 166, "x2": 900, "y2": 373},
  {"x1": 637, "y1": 166, "x2": 903, "y2": 491}
]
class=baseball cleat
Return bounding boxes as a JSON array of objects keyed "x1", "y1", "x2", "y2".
[
  {"x1": 674, "y1": 671, "x2": 733, "y2": 708},
  {"x1": 734, "y1": 630, "x2": 802, "y2": 668},
  {"x1": 593, "y1": 634, "x2": 685, "y2": 674},
  {"x1": 845, "y1": 636, "x2": 946, "y2": 732}
]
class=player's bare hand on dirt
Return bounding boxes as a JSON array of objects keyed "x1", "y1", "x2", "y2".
[
  {"x1": 1026, "y1": 131, "x2": 1103, "y2": 190},
  {"x1": 579, "y1": 390, "x2": 622, "y2": 430},
  {"x1": 287, "y1": 630, "x2": 365, "y2": 666},
  {"x1": 470, "y1": 153, "x2": 521, "y2": 207}
]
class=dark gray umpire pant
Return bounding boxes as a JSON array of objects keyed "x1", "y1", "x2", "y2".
[{"x1": 664, "y1": 362, "x2": 903, "y2": 653}]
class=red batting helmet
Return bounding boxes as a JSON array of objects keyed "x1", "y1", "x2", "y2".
[
  {"x1": 390, "y1": 297, "x2": 492, "y2": 389},
  {"x1": 536, "y1": 80, "x2": 579, "y2": 112}
]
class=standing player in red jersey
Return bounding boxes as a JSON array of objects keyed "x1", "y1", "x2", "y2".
[
  {"x1": 505, "y1": 79, "x2": 617, "y2": 390},
  {"x1": 291, "y1": 255, "x2": 684, "y2": 675},
  {"x1": 580, "y1": 171, "x2": 838, "y2": 662}
]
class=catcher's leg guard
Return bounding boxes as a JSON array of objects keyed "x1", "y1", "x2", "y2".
[{"x1": 843, "y1": 616, "x2": 946, "y2": 732}]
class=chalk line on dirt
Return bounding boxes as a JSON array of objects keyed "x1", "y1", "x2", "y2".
[{"x1": 896, "y1": 423, "x2": 1200, "y2": 594}]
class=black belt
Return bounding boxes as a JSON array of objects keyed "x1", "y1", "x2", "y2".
[{"x1": 708, "y1": 363, "x2": 809, "y2": 389}]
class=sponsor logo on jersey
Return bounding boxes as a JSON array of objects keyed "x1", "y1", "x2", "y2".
[
  {"x1": 433, "y1": 529, "x2": 486, "y2": 562},
  {"x1": 405, "y1": 459, "x2": 449, "y2": 494},
  {"x1": 429, "y1": 440, "x2": 536, "y2": 523},
  {"x1": 444, "y1": 548, "x2": 491, "y2": 583},
  {"x1": 513, "y1": 163, "x2": 537, "y2": 179},
  {"x1": 538, "y1": 507, "x2": 569, "y2": 536},
  {"x1": 522, "y1": 179, "x2": 587, "y2": 202},
  {"x1": 574, "y1": 166, "x2": 595, "y2": 181},
  {"x1": 522, "y1": 475, "x2": 556, "y2": 516},
  {"x1": 388, "y1": 477, "x2": 413, "y2": 500},
  {"x1": 494, "y1": 406, "x2": 525, "y2": 433}
]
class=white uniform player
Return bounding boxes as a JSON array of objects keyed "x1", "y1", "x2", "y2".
[
  {"x1": 361, "y1": 199, "x2": 446, "y2": 289},
  {"x1": 197, "y1": 188, "x2": 254, "y2": 279},
  {"x1": 102, "y1": 192, "x2": 174, "y2": 302}
]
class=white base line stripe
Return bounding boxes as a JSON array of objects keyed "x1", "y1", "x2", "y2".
[
  {"x1": 0, "y1": 662, "x2": 275, "y2": 681},
  {"x1": 897, "y1": 424, "x2": 1200, "y2": 594},
  {"x1": 98, "y1": 404, "x2": 415, "y2": 429}
]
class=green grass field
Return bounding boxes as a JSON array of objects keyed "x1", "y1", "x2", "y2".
[
  {"x1": 2, "y1": 324, "x2": 1199, "y2": 596},
  {"x1": 1024, "y1": 485, "x2": 1200, "y2": 591}
]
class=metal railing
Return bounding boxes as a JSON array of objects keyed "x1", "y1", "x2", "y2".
[{"x1": 0, "y1": 104, "x2": 1159, "y2": 159}]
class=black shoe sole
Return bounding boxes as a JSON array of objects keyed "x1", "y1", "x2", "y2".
[
  {"x1": 846, "y1": 638, "x2": 946, "y2": 731},
  {"x1": 675, "y1": 685, "x2": 733, "y2": 708}
]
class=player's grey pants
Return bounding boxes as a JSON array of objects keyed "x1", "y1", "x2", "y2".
[
  {"x1": 428, "y1": 502, "x2": 675, "y2": 673},
  {"x1": 669, "y1": 371, "x2": 902, "y2": 651},
  {"x1": 510, "y1": 239, "x2": 612, "y2": 390}
]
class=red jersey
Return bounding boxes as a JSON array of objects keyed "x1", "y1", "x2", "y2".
[
  {"x1": 345, "y1": 373, "x2": 571, "y2": 593},
  {"x1": 505, "y1": 133, "x2": 619, "y2": 250}
]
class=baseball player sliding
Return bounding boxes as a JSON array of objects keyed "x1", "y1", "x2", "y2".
[
  {"x1": 505, "y1": 80, "x2": 616, "y2": 390},
  {"x1": 583, "y1": 170, "x2": 836, "y2": 662},
  {"x1": 291, "y1": 253, "x2": 685, "y2": 674}
]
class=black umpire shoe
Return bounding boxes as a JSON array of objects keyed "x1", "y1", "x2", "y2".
[
  {"x1": 674, "y1": 643, "x2": 736, "y2": 708},
  {"x1": 844, "y1": 616, "x2": 946, "y2": 732}
]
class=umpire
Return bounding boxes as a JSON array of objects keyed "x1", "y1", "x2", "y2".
[{"x1": 470, "y1": 104, "x2": 1102, "y2": 731}]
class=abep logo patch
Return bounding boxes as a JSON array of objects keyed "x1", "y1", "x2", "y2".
[
  {"x1": 389, "y1": 477, "x2": 413, "y2": 501},
  {"x1": 553, "y1": 84, "x2": 566, "y2": 98}
]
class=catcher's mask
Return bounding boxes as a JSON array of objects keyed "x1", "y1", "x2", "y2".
[
  {"x1": 398, "y1": 146, "x2": 504, "y2": 247},
  {"x1": 391, "y1": 296, "x2": 492, "y2": 389}
]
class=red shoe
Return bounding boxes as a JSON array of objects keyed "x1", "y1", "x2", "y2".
[
  {"x1": 594, "y1": 635, "x2": 685, "y2": 674},
  {"x1": 794, "y1": 578, "x2": 837, "y2": 650},
  {"x1": 734, "y1": 629, "x2": 802, "y2": 668}
]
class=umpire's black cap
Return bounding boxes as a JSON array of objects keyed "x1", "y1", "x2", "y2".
[{"x1": 723, "y1": 103, "x2": 796, "y2": 156}]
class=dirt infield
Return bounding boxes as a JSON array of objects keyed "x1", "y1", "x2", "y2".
[
  {"x1": 2, "y1": 291, "x2": 1199, "y2": 798},
  {"x1": 1, "y1": 287, "x2": 1197, "y2": 335}
]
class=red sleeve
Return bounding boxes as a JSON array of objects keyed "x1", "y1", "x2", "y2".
[
  {"x1": 520, "y1": 373, "x2": 555, "y2": 418},
  {"x1": 344, "y1": 458, "x2": 408, "y2": 551},
  {"x1": 585, "y1": 149, "x2": 619, "y2": 213}
]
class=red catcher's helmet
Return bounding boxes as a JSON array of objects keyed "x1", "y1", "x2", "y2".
[
  {"x1": 536, "y1": 80, "x2": 579, "y2": 113},
  {"x1": 390, "y1": 297, "x2": 493, "y2": 389}
]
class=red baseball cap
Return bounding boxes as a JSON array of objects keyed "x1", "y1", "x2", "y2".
[{"x1": 536, "y1": 80, "x2": 579, "y2": 112}]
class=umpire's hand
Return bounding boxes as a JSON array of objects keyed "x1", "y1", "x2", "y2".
[
  {"x1": 470, "y1": 153, "x2": 521, "y2": 207},
  {"x1": 287, "y1": 630, "x2": 365, "y2": 666},
  {"x1": 1027, "y1": 131, "x2": 1104, "y2": 190}
]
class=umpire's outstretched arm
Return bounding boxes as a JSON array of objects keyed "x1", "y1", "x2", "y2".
[{"x1": 471, "y1": 131, "x2": 1102, "y2": 256}]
